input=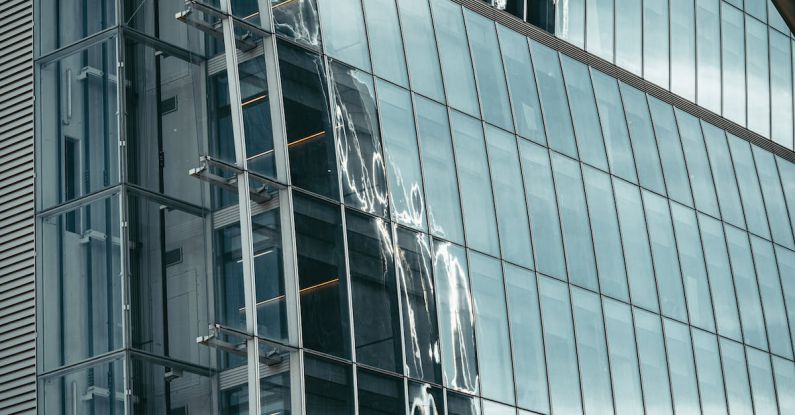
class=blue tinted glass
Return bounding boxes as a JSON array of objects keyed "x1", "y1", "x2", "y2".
[
  {"x1": 586, "y1": 0, "x2": 614, "y2": 61},
  {"x1": 362, "y1": 0, "x2": 409, "y2": 87},
  {"x1": 551, "y1": 153, "x2": 598, "y2": 290},
  {"x1": 451, "y1": 112, "x2": 500, "y2": 257},
  {"x1": 556, "y1": 0, "x2": 585, "y2": 47},
  {"x1": 647, "y1": 97, "x2": 693, "y2": 207},
  {"x1": 670, "y1": 203, "x2": 715, "y2": 332},
  {"x1": 779, "y1": 158, "x2": 795, "y2": 239},
  {"x1": 728, "y1": 134, "x2": 770, "y2": 239},
  {"x1": 751, "y1": 236, "x2": 794, "y2": 359},
  {"x1": 696, "y1": 0, "x2": 721, "y2": 113},
  {"x1": 614, "y1": 179, "x2": 659, "y2": 311},
  {"x1": 747, "y1": 347, "x2": 778, "y2": 415},
  {"x1": 692, "y1": 329, "x2": 729, "y2": 415},
  {"x1": 702, "y1": 123, "x2": 745, "y2": 229},
  {"x1": 430, "y1": 0, "x2": 479, "y2": 116},
  {"x1": 497, "y1": 26, "x2": 546, "y2": 144},
  {"x1": 721, "y1": 339, "x2": 754, "y2": 415},
  {"x1": 721, "y1": 3, "x2": 746, "y2": 125},
  {"x1": 616, "y1": 0, "x2": 642, "y2": 75},
  {"x1": 725, "y1": 225, "x2": 768, "y2": 351},
  {"x1": 770, "y1": 30, "x2": 794, "y2": 148},
  {"x1": 643, "y1": 0, "x2": 670, "y2": 88},
  {"x1": 408, "y1": 382, "x2": 444, "y2": 414},
  {"x1": 603, "y1": 299, "x2": 644, "y2": 415},
  {"x1": 317, "y1": 0, "x2": 370, "y2": 70},
  {"x1": 643, "y1": 191, "x2": 687, "y2": 321},
  {"x1": 664, "y1": 319, "x2": 700, "y2": 414},
  {"x1": 773, "y1": 356, "x2": 795, "y2": 414},
  {"x1": 518, "y1": 140, "x2": 567, "y2": 279},
  {"x1": 699, "y1": 214, "x2": 742, "y2": 341},
  {"x1": 530, "y1": 41, "x2": 578, "y2": 158},
  {"x1": 396, "y1": 0, "x2": 445, "y2": 102},
  {"x1": 746, "y1": 17, "x2": 770, "y2": 137},
  {"x1": 482, "y1": 401, "x2": 514, "y2": 415},
  {"x1": 634, "y1": 309, "x2": 674, "y2": 415},
  {"x1": 776, "y1": 246, "x2": 795, "y2": 354},
  {"x1": 670, "y1": 0, "x2": 696, "y2": 100},
  {"x1": 753, "y1": 147, "x2": 795, "y2": 249},
  {"x1": 591, "y1": 70, "x2": 638, "y2": 183},
  {"x1": 485, "y1": 126, "x2": 534, "y2": 269},
  {"x1": 620, "y1": 84, "x2": 666, "y2": 195},
  {"x1": 571, "y1": 288, "x2": 614, "y2": 414},
  {"x1": 675, "y1": 109, "x2": 720, "y2": 217},
  {"x1": 560, "y1": 56, "x2": 609, "y2": 171}
]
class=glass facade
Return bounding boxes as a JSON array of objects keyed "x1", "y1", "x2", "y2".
[{"x1": 31, "y1": 0, "x2": 795, "y2": 414}]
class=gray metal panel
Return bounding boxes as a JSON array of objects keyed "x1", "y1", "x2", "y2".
[{"x1": 0, "y1": 0, "x2": 35, "y2": 413}]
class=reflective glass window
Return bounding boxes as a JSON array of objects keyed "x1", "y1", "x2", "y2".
[
  {"x1": 397, "y1": 0, "x2": 446, "y2": 102},
  {"x1": 279, "y1": 43, "x2": 337, "y2": 198},
  {"x1": 238, "y1": 52, "x2": 277, "y2": 178},
  {"x1": 561, "y1": 56, "x2": 608, "y2": 171},
  {"x1": 745, "y1": 0, "x2": 767, "y2": 19},
  {"x1": 347, "y1": 210, "x2": 401, "y2": 372},
  {"x1": 555, "y1": 0, "x2": 585, "y2": 48},
  {"x1": 692, "y1": 329, "x2": 728, "y2": 415},
  {"x1": 451, "y1": 113, "x2": 500, "y2": 257},
  {"x1": 779, "y1": 158, "x2": 795, "y2": 239},
  {"x1": 552, "y1": 154, "x2": 598, "y2": 290},
  {"x1": 746, "y1": 17, "x2": 770, "y2": 137},
  {"x1": 696, "y1": 0, "x2": 721, "y2": 113},
  {"x1": 634, "y1": 309, "x2": 674, "y2": 415},
  {"x1": 670, "y1": 203, "x2": 715, "y2": 332},
  {"x1": 433, "y1": 241, "x2": 478, "y2": 393},
  {"x1": 362, "y1": 0, "x2": 409, "y2": 87},
  {"x1": 430, "y1": 0, "x2": 479, "y2": 117},
  {"x1": 331, "y1": 63, "x2": 388, "y2": 217},
  {"x1": 317, "y1": 0, "x2": 370, "y2": 70},
  {"x1": 539, "y1": 276, "x2": 583, "y2": 414},
  {"x1": 498, "y1": 26, "x2": 546, "y2": 144},
  {"x1": 358, "y1": 369, "x2": 405, "y2": 415},
  {"x1": 721, "y1": 3, "x2": 746, "y2": 125},
  {"x1": 615, "y1": 0, "x2": 642, "y2": 74},
  {"x1": 586, "y1": 0, "x2": 614, "y2": 61},
  {"x1": 725, "y1": 225, "x2": 768, "y2": 351},
  {"x1": 663, "y1": 319, "x2": 700, "y2": 414},
  {"x1": 747, "y1": 348, "x2": 779, "y2": 415},
  {"x1": 447, "y1": 392, "x2": 481, "y2": 415},
  {"x1": 702, "y1": 123, "x2": 745, "y2": 229},
  {"x1": 776, "y1": 246, "x2": 795, "y2": 353},
  {"x1": 530, "y1": 42, "x2": 578, "y2": 158},
  {"x1": 670, "y1": 0, "x2": 696, "y2": 100},
  {"x1": 751, "y1": 236, "x2": 793, "y2": 359},
  {"x1": 465, "y1": 10, "x2": 513, "y2": 132},
  {"x1": 37, "y1": 0, "x2": 115, "y2": 55},
  {"x1": 603, "y1": 298, "x2": 645, "y2": 415},
  {"x1": 753, "y1": 147, "x2": 795, "y2": 249},
  {"x1": 408, "y1": 382, "x2": 444, "y2": 415},
  {"x1": 675, "y1": 109, "x2": 720, "y2": 217},
  {"x1": 621, "y1": 84, "x2": 666, "y2": 195},
  {"x1": 505, "y1": 265, "x2": 549, "y2": 413},
  {"x1": 773, "y1": 356, "x2": 795, "y2": 414},
  {"x1": 272, "y1": 0, "x2": 321, "y2": 48},
  {"x1": 648, "y1": 97, "x2": 693, "y2": 207},
  {"x1": 470, "y1": 253, "x2": 514, "y2": 404},
  {"x1": 770, "y1": 30, "x2": 794, "y2": 148},
  {"x1": 769, "y1": 0, "x2": 790, "y2": 32},
  {"x1": 571, "y1": 287, "x2": 614, "y2": 414},
  {"x1": 486, "y1": 127, "x2": 534, "y2": 269},
  {"x1": 481, "y1": 400, "x2": 514, "y2": 415},
  {"x1": 643, "y1": 0, "x2": 670, "y2": 88},
  {"x1": 728, "y1": 134, "x2": 769, "y2": 239},
  {"x1": 397, "y1": 229, "x2": 442, "y2": 384},
  {"x1": 591, "y1": 70, "x2": 638, "y2": 183},
  {"x1": 416, "y1": 97, "x2": 464, "y2": 244},
  {"x1": 518, "y1": 140, "x2": 566, "y2": 279},
  {"x1": 378, "y1": 82, "x2": 426, "y2": 231},
  {"x1": 582, "y1": 166, "x2": 629, "y2": 301},
  {"x1": 40, "y1": 358, "x2": 124, "y2": 414},
  {"x1": 699, "y1": 214, "x2": 742, "y2": 341},
  {"x1": 130, "y1": 355, "x2": 217, "y2": 414},
  {"x1": 305, "y1": 354, "x2": 354, "y2": 414},
  {"x1": 614, "y1": 179, "x2": 659, "y2": 312}
]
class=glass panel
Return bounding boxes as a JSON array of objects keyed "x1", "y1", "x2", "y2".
[
  {"x1": 675, "y1": 109, "x2": 720, "y2": 217},
  {"x1": 615, "y1": 0, "x2": 642, "y2": 74},
  {"x1": 561, "y1": 56, "x2": 608, "y2": 171},
  {"x1": 408, "y1": 382, "x2": 444, "y2": 415},
  {"x1": 416, "y1": 97, "x2": 464, "y2": 244},
  {"x1": 481, "y1": 400, "x2": 514, "y2": 415},
  {"x1": 486, "y1": 127, "x2": 534, "y2": 269},
  {"x1": 330, "y1": 63, "x2": 388, "y2": 217},
  {"x1": 469, "y1": 253, "x2": 514, "y2": 404},
  {"x1": 317, "y1": 0, "x2": 370, "y2": 70},
  {"x1": 362, "y1": 0, "x2": 409, "y2": 87},
  {"x1": 747, "y1": 347, "x2": 779, "y2": 414},
  {"x1": 728, "y1": 134, "x2": 769, "y2": 239},
  {"x1": 582, "y1": 165, "x2": 629, "y2": 302},
  {"x1": 498, "y1": 26, "x2": 546, "y2": 144},
  {"x1": 294, "y1": 193, "x2": 350, "y2": 358},
  {"x1": 272, "y1": 0, "x2": 321, "y2": 48},
  {"x1": 347, "y1": 210, "x2": 401, "y2": 372},
  {"x1": 518, "y1": 140, "x2": 566, "y2": 279},
  {"x1": 773, "y1": 356, "x2": 795, "y2": 414},
  {"x1": 40, "y1": 358, "x2": 124, "y2": 415},
  {"x1": 770, "y1": 30, "x2": 794, "y2": 148},
  {"x1": 358, "y1": 369, "x2": 405, "y2": 415},
  {"x1": 555, "y1": 0, "x2": 585, "y2": 47},
  {"x1": 465, "y1": 10, "x2": 513, "y2": 131},
  {"x1": 279, "y1": 42, "x2": 337, "y2": 198},
  {"x1": 260, "y1": 366, "x2": 292, "y2": 415},
  {"x1": 663, "y1": 319, "x2": 700, "y2": 414},
  {"x1": 725, "y1": 225, "x2": 768, "y2": 351},
  {"x1": 39, "y1": 195, "x2": 122, "y2": 371},
  {"x1": 305, "y1": 354, "x2": 354, "y2": 414},
  {"x1": 634, "y1": 309, "x2": 674, "y2": 415},
  {"x1": 699, "y1": 214, "x2": 742, "y2": 341},
  {"x1": 702, "y1": 123, "x2": 745, "y2": 229},
  {"x1": 721, "y1": 3, "x2": 746, "y2": 125},
  {"x1": 613, "y1": 179, "x2": 659, "y2": 312},
  {"x1": 776, "y1": 246, "x2": 795, "y2": 354},
  {"x1": 505, "y1": 265, "x2": 549, "y2": 413},
  {"x1": 397, "y1": 228, "x2": 442, "y2": 384},
  {"x1": 37, "y1": 0, "x2": 115, "y2": 55},
  {"x1": 447, "y1": 392, "x2": 480, "y2": 415},
  {"x1": 750, "y1": 236, "x2": 793, "y2": 359},
  {"x1": 753, "y1": 147, "x2": 795, "y2": 250},
  {"x1": 130, "y1": 356, "x2": 215, "y2": 414},
  {"x1": 586, "y1": 0, "x2": 614, "y2": 60},
  {"x1": 745, "y1": 0, "x2": 767, "y2": 19},
  {"x1": 397, "y1": 0, "x2": 445, "y2": 102},
  {"x1": 779, "y1": 158, "x2": 795, "y2": 240},
  {"x1": 643, "y1": 0, "x2": 670, "y2": 88},
  {"x1": 670, "y1": 0, "x2": 696, "y2": 100},
  {"x1": 647, "y1": 97, "x2": 693, "y2": 207},
  {"x1": 238, "y1": 48, "x2": 277, "y2": 178},
  {"x1": 591, "y1": 70, "x2": 637, "y2": 183},
  {"x1": 643, "y1": 191, "x2": 687, "y2": 321},
  {"x1": 37, "y1": 39, "x2": 119, "y2": 210},
  {"x1": 451, "y1": 113, "x2": 499, "y2": 256},
  {"x1": 552, "y1": 153, "x2": 598, "y2": 290},
  {"x1": 378, "y1": 81, "x2": 426, "y2": 231},
  {"x1": 746, "y1": 16, "x2": 770, "y2": 137},
  {"x1": 696, "y1": 0, "x2": 721, "y2": 113},
  {"x1": 692, "y1": 329, "x2": 728, "y2": 415},
  {"x1": 530, "y1": 42, "x2": 578, "y2": 158},
  {"x1": 621, "y1": 84, "x2": 666, "y2": 195},
  {"x1": 430, "y1": 0, "x2": 479, "y2": 117},
  {"x1": 433, "y1": 241, "x2": 478, "y2": 393},
  {"x1": 539, "y1": 276, "x2": 583, "y2": 414},
  {"x1": 603, "y1": 298, "x2": 644, "y2": 415},
  {"x1": 769, "y1": 0, "x2": 790, "y2": 32},
  {"x1": 670, "y1": 203, "x2": 715, "y2": 332},
  {"x1": 571, "y1": 287, "x2": 614, "y2": 414}
]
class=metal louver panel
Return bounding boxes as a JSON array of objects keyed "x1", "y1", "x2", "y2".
[{"x1": 0, "y1": 0, "x2": 35, "y2": 413}]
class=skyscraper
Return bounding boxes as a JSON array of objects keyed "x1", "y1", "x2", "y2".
[{"x1": 3, "y1": 0, "x2": 795, "y2": 413}]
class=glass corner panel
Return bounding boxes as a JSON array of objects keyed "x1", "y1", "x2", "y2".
[
  {"x1": 40, "y1": 358, "x2": 124, "y2": 414},
  {"x1": 131, "y1": 356, "x2": 215, "y2": 414},
  {"x1": 37, "y1": 0, "x2": 116, "y2": 56}
]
